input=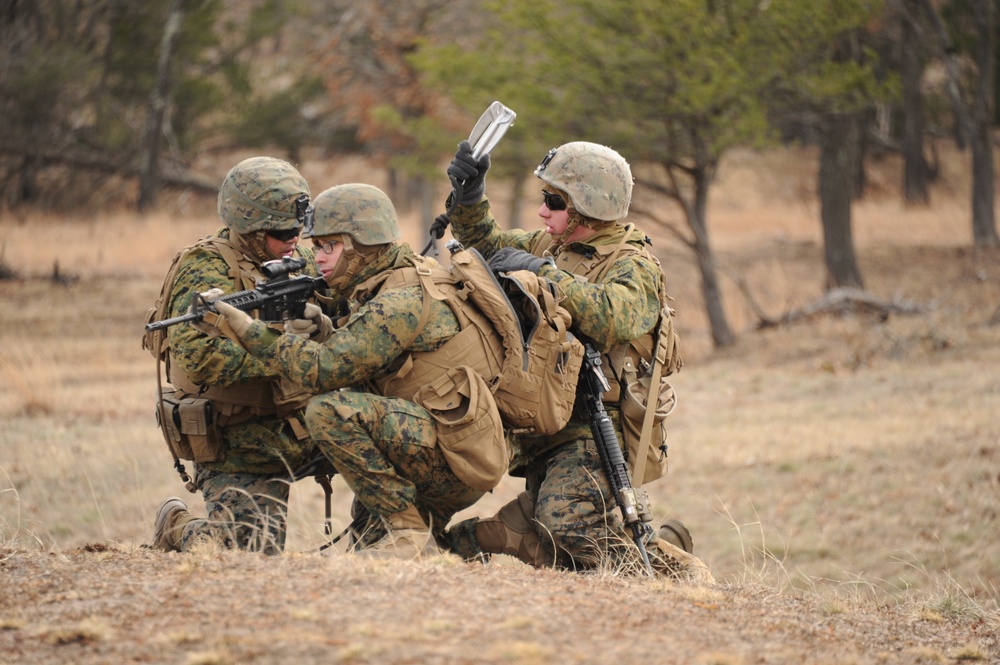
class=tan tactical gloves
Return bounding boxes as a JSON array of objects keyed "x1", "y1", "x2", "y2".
[
  {"x1": 283, "y1": 302, "x2": 334, "y2": 342},
  {"x1": 211, "y1": 300, "x2": 255, "y2": 338},
  {"x1": 193, "y1": 289, "x2": 332, "y2": 344}
]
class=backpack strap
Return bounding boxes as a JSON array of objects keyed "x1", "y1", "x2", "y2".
[{"x1": 358, "y1": 261, "x2": 441, "y2": 351}]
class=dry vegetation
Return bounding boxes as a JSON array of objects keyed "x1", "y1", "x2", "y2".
[{"x1": 1, "y1": 143, "x2": 999, "y2": 664}]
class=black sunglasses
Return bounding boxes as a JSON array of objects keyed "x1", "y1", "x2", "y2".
[
  {"x1": 542, "y1": 191, "x2": 567, "y2": 211},
  {"x1": 266, "y1": 227, "x2": 301, "y2": 242}
]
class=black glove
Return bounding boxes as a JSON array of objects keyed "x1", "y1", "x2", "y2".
[
  {"x1": 428, "y1": 213, "x2": 450, "y2": 240},
  {"x1": 488, "y1": 247, "x2": 554, "y2": 275},
  {"x1": 447, "y1": 140, "x2": 491, "y2": 205}
]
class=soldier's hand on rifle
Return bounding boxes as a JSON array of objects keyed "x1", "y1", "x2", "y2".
[
  {"x1": 188, "y1": 287, "x2": 226, "y2": 337},
  {"x1": 448, "y1": 140, "x2": 490, "y2": 205},
  {"x1": 488, "y1": 247, "x2": 554, "y2": 275},
  {"x1": 284, "y1": 302, "x2": 333, "y2": 343},
  {"x1": 211, "y1": 300, "x2": 255, "y2": 339}
]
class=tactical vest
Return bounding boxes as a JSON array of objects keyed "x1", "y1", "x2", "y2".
[
  {"x1": 531, "y1": 224, "x2": 682, "y2": 401},
  {"x1": 354, "y1": 257, "x2": 507, "y2": 404},
  {"x1": 531, "y1": 224, "x2": 683, "y2": 485},
  {"x1": 144, "y1": 233, "x2": 312, "y2": 424}
]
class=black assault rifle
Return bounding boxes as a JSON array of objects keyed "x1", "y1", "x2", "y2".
[
  {"x1": 579, "y1": 342, "x2": 656, "y2": 576},
  {"x1": 145, "y1": 256, "x2": 326, "y2": 332}
]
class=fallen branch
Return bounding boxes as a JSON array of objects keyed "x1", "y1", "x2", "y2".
[{"x1": 757, "y1": 288, "x2": 927, "y2": 328}]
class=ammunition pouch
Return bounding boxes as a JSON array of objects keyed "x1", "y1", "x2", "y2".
[
  {"x1": 619, "y1": 372, "x2": 675, "y2": 485},
  {"x1": 412, "y1": 366, "x2": 507, "y2": 492},
  {"x1": 155, "y1": 387, "x2": 225, "y2": 463}
]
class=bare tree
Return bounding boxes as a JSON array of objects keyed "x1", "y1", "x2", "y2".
[
  {"x1": 899, "y1": 0, "x2": 934, "y2": 205},
  {"x1": 138, "y1": 0, "x2": 186, "y2": 212},
  {"x1": 918, "y1": 0, "x2": 998, "y2": 247}
]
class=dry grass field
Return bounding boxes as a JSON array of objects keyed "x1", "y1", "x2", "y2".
[{"x1": 1, "y1": 143, "x2": 999, "y2": 664}]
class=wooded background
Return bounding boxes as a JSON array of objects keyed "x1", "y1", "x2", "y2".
[{"x1": 1, "y1": 0, "x2": 997, "y2": 348}]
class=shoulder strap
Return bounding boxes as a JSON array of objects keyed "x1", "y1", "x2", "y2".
[{"x1": 358, "y1": 260, "x2": 445, "y2": 351}]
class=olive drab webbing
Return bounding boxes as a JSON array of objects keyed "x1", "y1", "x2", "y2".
[
  {"x1": 370, "y1": 244, "x2": 583, "y2": 437},
  {"x1": 530, "y1": 224, "x2": 682, "y2": 485}
]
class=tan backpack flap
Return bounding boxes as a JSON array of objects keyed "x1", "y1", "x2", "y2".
[
  {"x1": 496, "y1": 269, "x2": 584, "y2": 434},
  {"x1": 412, "y1": 366, "x2": 508, "y2": 492}
]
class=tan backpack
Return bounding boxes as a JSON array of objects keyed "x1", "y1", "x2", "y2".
[
  {"x1": 377, "y1": 242, "x2": 584, "y2": 437},
  {"x1": 446, "y1": 242, "x2": 585, "y2": 435}
]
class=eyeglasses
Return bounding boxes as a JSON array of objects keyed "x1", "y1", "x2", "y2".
[
  {"x1": 312, "y1": 238, "x2": 339, "y2": 254},
  {"x1": 542, "y1": 191, "x2": 567, "y2": 211},
  {"x1": 266, "y1": 228, "x2": 301, "y2": 242}
]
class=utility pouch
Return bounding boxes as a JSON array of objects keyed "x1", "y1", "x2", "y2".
[
  {"x1": 412, "y1": 366, "x2": 507, "y2": 492},
  {"x1": 156, "y1": 388, "x2": 224, "y2": 463},
  {"x1": 619, "y1": 370, "x2": 676, "y2": 485}
]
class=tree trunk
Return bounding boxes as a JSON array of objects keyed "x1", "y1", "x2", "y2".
[
  {"x1": 819, "y1": 113, "x2": 865, "y2": 290},
  {"x1": 419, "y1": 176, "x2": 436, "y2": 249},
  {"x1": 918, "y1": 0, "x2": 997, "y2": 245},
  {"x1": 901, "y1": 0, "x2": 931, "y2": 205},
  {"x1": 138, "y1": 0, "x2": 185, "y2": 212},
  {"x1": 970, "y1": 0, "x2": 998, "y2": 246},
  {"x1": 683, "y1": 165, "x2": 734, "y2": 348},
  {"x1": 507, "y1": 170, "x2": 525, "y2": 231},
  {"x1": 694, "y1": 237, "x2": 733, "y2": 348}
]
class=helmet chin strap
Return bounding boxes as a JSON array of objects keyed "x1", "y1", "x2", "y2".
[
  {"x1": 552, "y1": 211, "x2": 585, "y2": 249},
  {"x1": 325, "y1": 234, "x2": 389, "y2": 296},
  {"x1": 324, "y1": 235, "x2": 358, "y2": 294},
  {"x1": 234, "y1": 230, "x2": 274, "y2": 265}
]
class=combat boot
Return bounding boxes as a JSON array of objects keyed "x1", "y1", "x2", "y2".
[
  {"x1": 475, "y1": 492, "x2": 560, "y2": 567},
  {"x1": 647, "y1": 536, "x2": 715, "y2": 584},
  {"x1": 359, "y1": 505, "x2": 440, "y2": 559},
  {"x1": 152, "y1": 497, "x2": 196, "y2": 552},
  {"x1": 658, "y1": 518, "x2": 694, "y2": 554}
]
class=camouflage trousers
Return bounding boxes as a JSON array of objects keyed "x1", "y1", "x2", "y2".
[
  {"x1": 305, "y1": 390, "x2": 484, "y2": 545},
  {"x1": 448, "y1": 436, "x2": 647, "y2": 569},
  {"x1": 179, "y1": 466, "x2": 292, "y2": 555},
  {"x1": 175, "y1": 412, "x2": 330, "y2": 555}
]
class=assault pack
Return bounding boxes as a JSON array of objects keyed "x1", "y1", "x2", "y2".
[
  {"x1": 447, "y1": 240, "x2": 585, "y2": 434},
  {"x1": 377, "y1": 240, "x2": 584, "y2": 437}
]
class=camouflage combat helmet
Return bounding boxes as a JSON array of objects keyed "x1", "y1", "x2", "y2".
[
  {"x1": 217, "y1": 156, "x2": 310, "y2": 234},
  {"x1": 534, "y1": 142, "x2": 633, "y2": 221},
  {"x1": 304, "y1": 183, "x2": 400, "y2": 245}
]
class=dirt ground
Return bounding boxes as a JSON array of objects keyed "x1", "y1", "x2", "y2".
[
  {"x1": 1, "y1": 143, "x2": 999, "y2": 664},
  {"x1": 1, "y1": 545, "x2": 997, "y2": 665}
]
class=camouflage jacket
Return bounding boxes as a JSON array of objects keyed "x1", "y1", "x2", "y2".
[
  {"x1": 165, "y1": 227, "x2": 320, "y2": 474},
  {"x1": 449, "y1": 199, "x2": 663, "y2": 472},
  {"x1": 167, "y1": 227, "x2": 319, "y2": 389},
  {"x1": 237, "y1": 243, "x2": 462, "y2": 394}
]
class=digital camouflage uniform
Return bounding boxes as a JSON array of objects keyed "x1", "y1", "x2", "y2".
[
  {"x1": 155, "y1": 156, "x2": 329, "y2": 554},
  {"x1": 444, "y1": 202, "x2": 664, "y2": 567},
  {"x1": 231, "y1": 206, "x2": 487, "y2": 548},
  {"x1": 166, "y1": 232, "x2": 325, "y2": 552},
  {"x1": 436, "y1": 141, "x2": 712, "y2": 580}
]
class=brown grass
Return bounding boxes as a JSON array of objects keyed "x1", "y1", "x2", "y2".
[{"x1": 1, "y1": 141, "x2": 999, "y2": 663}]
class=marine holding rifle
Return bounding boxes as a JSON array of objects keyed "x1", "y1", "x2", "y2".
[
  {"x1": 442, "y1": 140, "x2": 712, "y2": 580},
  {"x1": 150, "y1": 156, "x2": 333, "y2": 555},
  {"x1": 198, "y1": 183, "x2": 508, "y2": 560}
]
